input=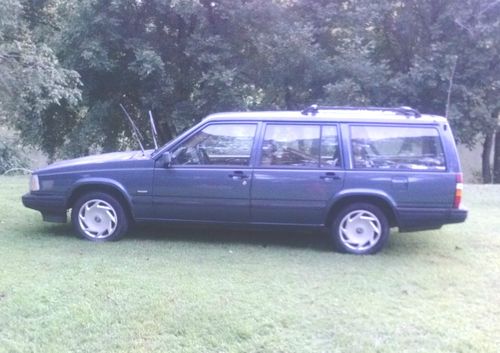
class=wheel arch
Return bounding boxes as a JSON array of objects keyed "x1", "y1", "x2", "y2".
[
  {"x1": 326, "y1": 192, "x2": 399, "y2": 228},
  {"x1": 66, "y1": 179, "x2": 135, "y2": 221}
]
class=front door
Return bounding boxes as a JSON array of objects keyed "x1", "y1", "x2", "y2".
[
  {"x1": 251, "y1": 123, "x2": 345, "y2": 225},
  {"x1": 153, "y1": 123, "x2": 257, "y2": 223}
]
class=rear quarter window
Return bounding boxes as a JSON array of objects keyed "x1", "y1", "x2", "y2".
[{"x1": 350, "y1": 125, "x2": 446, "y2": 171}]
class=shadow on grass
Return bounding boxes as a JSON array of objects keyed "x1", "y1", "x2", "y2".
[
  {"x1": 128, "y1": 226, "x2": 452, "y2": 257},
  {"x1": 32, "y1": 223, "x2": 74, "y2": 238},
  {"x1": 133, "y1": 223, "x2": 336, "y2": 252},
  {"x1": 32, "y1": 221, "x2": 333, "y2": 251},
  {"x1": 29, "y1": 221, "x2": 438, "y2": 255}
]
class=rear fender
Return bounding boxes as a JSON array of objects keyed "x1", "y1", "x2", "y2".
[{"x1": 326, "y1": 189, "x2": 399, "y2": 227}]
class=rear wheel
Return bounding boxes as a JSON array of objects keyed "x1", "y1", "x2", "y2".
[
  {"x1": 71, "y1": 192, "x2": 128, "y2": 241},
  {"x1": 331, "y1": 202, "x2": 389, "y2": 255}
]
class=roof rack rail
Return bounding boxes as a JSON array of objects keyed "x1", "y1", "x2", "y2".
[{"x1": 301, "y1": 105, "x2": 421, "y2": 118}]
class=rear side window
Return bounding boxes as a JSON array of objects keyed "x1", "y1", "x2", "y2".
[
  {"x1": 350, "y1": 126, "x2": 445, "y2": 171},
  {"x1": 260, "y1": 124, "x2": 341, "y2": 168}
]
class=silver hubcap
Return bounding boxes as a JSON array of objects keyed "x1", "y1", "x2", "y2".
[
  {"x1": 339, "y1": 210, "x2": 381, "y2": 251},
  {"x1": 78, "y1": 199, "x2": 117, "y2": 239}
]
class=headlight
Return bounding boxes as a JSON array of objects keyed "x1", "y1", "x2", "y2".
[{"x1": 30, "y1": 174, "x2": 40, "y2": 192}]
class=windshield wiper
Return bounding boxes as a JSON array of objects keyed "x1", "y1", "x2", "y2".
[{"x1": 119, "y1": 103, "x2": 145, "y2": 155}]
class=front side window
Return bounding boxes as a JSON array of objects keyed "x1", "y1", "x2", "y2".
[
  {"x1": 260, "y1": 124, "x2": 341, "y2": 168},
  {"x1": 350, "y1": 125, "x2": 445, "y2": 170},
  {"x1": 171, "y1": 124, "x2": 256, "y2": 166}
]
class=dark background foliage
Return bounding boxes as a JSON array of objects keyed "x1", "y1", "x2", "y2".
[{"x1": 1, "y1": 0, "x2": 499, "y2": 181}]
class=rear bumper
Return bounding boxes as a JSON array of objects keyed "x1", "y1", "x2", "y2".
[
  {"x1": 398, "y1": 207, "x2": 468, "y2": 232},
  {"x1": 448, "y1": 208, "x2": 468, "y2": 224},
  {"x1": 22, "y1": 193, "x2": 67, "y2": 223}
]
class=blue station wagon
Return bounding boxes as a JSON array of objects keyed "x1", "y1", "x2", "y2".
[{"x1": 22, "y1": 105, "x2": 468, "y2": 254}]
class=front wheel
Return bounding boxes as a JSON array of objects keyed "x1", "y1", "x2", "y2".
[
  {"x1": 331, "y1": 203, "x2": 389, "y2": 255},
  {"x1": 71, "y1": 192, "x2": 129, "y2": 242}
]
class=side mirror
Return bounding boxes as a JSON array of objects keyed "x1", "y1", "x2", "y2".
[{"x1": 160, "y1": 152, "x2": 172, "y2": 168}]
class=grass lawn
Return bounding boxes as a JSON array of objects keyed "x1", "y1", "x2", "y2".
[{"x1": 0, "y1": 176, "x2": 499, "y2": 353}]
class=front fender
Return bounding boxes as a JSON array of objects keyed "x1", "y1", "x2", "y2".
[{"x1": 66, "y1": 178, "x2": 133, "y2": 213}]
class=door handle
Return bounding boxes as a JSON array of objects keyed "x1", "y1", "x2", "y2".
[
  {"x1": 320, "y1": 172, "x2": 341, "y2": 181},
  {"x1": 228, "y1": 171, "x2": 249, "y2": 180}
]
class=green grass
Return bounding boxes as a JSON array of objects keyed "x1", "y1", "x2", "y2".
[{"x1": 0, "y1": 176, "x2": 499, "y2": 353}]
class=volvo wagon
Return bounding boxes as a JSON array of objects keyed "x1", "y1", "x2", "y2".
[{"x1": 22, "y1": 105, "x2": 467, "y2": 254}]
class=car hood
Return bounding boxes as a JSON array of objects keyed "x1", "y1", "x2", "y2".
[{"x1": 37, "y1": 150, "x2": 153, "y2": 173}]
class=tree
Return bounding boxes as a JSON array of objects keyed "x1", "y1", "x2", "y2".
[
  {"x1": 0, "y1": 0, "x2": 81, "y2": 160},
  {"x1": 3, "y1": 0, "x2": 499, "y2": 183},
  {"x1": 52, "y1": 0, "x2": 330, "y2": 156},
  {"x1": 341, "y1": 0, "x2": 500, "y2": 182},
  {"x1": 445, "y1": 0, "x2": 500, "y2": 182}
]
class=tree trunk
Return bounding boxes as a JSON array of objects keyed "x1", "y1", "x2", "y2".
[
  {"x1": 493, "y1": 130, "x2": 500, "y2": 183},
  {"x1": 482, "y1": 132, "x2": 494, "y2": 183}
]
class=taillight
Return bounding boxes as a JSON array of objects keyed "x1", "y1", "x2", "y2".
[{"x1": 453, "y1": 173, "x2": 463, "y2": 208}]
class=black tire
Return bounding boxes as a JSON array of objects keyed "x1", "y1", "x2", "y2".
[
  {"x1": 71, "y1": 192, "x2": 129, "y2": 242},
  {"x1": 331, "y1": 202, "x2": 389, "y2": 255}
]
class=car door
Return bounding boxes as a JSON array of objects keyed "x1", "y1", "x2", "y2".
[
  {"x1": 251, "y1": 123, "x2": 345, "y2": 225},
  {"x1": 153, "y1": 122, "x2": 258, "y2": 223}
]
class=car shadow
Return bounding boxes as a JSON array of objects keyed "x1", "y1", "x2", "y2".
[
  {"x1": 31, "y1": 222, "x2": 424, "y2": 255},
  {"x1": 130, "y1": 223, "x2": 333, "y2": 252},
  {"x1": 32, "y1": 223, "x2": 73, "y2": 238},
  {"x1": 26, "y1": 222, "x2": 332, "y2": 251},
  {"x1": 28, "y1": 221, "x2": 332, "y2": 251}
]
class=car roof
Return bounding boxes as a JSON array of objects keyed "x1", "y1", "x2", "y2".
[{"x1": 204, "y1": 110, "x2": 447, "y2": 125}]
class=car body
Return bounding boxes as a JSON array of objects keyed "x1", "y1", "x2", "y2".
[{"x1": 22, "y1": 106, "x2": 467, "y2": 254}]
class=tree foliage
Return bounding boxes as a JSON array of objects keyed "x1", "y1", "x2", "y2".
[
  {"x1": 1, "y1": 0, "x2": 499, "y2": 181},
  {"x1": 0, "y1": 0, "x2": 81, "y2": 159},
  {"x1": 0, "y1": 137, "x2": 28, "y2": 174}
]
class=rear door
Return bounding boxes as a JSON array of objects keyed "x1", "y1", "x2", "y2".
[
  {"x1": 153, "y1": 122, "x2": 258, "y2": 222},
  {"x1": 251, "y1": 123, "x2": 344, "y2": 225}
]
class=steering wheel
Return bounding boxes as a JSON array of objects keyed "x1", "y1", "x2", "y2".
[{"x1": 196, "y1": 145, "x2": 210, "y2": 164}]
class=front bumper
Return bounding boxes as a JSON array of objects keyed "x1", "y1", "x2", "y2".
[{"x1": 22, "y1": 193, "x2": 67, "y2": 223}]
